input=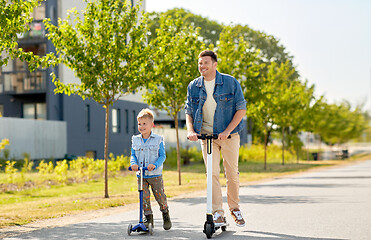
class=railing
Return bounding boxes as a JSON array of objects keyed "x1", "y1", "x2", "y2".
[
  {"x1": 17, "y1": 20, "x2": 45, "y2": 39},
  {"x1": 1, "y1": 70, "x2": 46, "y2": 94}
]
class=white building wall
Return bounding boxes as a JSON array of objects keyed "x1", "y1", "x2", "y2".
[
  {"x1": 0, "y1": 117, "x2": 67, "y2": 159},
  {"x1": 152, "y1": 128, "x2": 200, "y2": 150}
]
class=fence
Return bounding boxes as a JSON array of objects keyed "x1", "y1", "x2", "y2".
[{"x1": 0, "y1": 117, "x2": 67, "y2": 160}]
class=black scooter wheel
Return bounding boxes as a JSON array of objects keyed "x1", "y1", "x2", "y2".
[
  {"x1": 127, "y1": 224, "x2": 132, "y2": 236},
  {"x1": 221, "y1": 225, "x2": 226, "y2": 231},
  {"x1": 205, "y1": 223, "x2": 213, "y2": 239}
]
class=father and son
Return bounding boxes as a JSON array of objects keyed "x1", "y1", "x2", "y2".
[{"x1": 130, "y1": 50, "x2": 247, "y2": 230}]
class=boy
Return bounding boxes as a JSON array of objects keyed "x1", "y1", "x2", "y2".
[{"x1": 130, "y1": 108, "x2": 172, "y2": 230}]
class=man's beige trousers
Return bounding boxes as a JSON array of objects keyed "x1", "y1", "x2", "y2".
[{"x1": 201, "y1": 133, "x2": 240, "y2": 216}]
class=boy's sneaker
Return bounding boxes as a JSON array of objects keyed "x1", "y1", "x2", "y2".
[
  {"x1": 230, "y1": 208, "x2": 245, "y2": 227},
  {"x1": 213, "y1": 212, "x2": 226, "y2": 227},
  {"x1": 162, "y1": 211, "x2": 172, "y2": 230},
  {"x1": 144, "y1": 214, "x2": 153, "y2": 228}
]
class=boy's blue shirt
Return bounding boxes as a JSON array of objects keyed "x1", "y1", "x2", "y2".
[{"x1": 130, "y1": 132, "x2": 166, "y2": 178}]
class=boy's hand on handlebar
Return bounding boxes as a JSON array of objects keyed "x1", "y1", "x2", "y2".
[
  {"x1": 147, "y1": 164, "x2": 155, "y2": 171},
  {"x1": 131, "y1": 164, "x2": 139, "y2": 171},
  {"x1": 187, "y1": 131, "x2": 199, "y2": 141}
]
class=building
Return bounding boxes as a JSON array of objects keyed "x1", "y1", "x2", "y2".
[{"x1": 0, "y1": 0, "x2": 147, "y2": 160}]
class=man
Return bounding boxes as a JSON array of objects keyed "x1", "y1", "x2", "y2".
[{"x1": 185, "y1": 50, "x2": 247, "y2": 227}]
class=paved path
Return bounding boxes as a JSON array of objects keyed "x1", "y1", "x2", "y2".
[{"x1": 4, "y1": 160, "x2": 371, "y2": 240}]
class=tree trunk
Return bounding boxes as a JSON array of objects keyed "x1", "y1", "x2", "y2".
[
  {"x1": 281, "y1": 127, "x2": 285, "y2": 165},
  {"x1": 174, "y1": 114, "x2": 181, "y2": 185},
  {"x1": 104, "y1": 105, "x2": 110, "y2": 198},
  {"x1": 317, "y1": 135, "x2": 321, "y2": 161},
  {"x1": 306, "y1": 132, "x2": 310, "y2": 161},
  {"x1": 264, "y1": 127, "x2": 268, "y2": 170}
]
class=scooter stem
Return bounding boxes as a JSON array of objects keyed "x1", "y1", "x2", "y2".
[{"x1": 206, "y1": 138, "x2": 213, "y2": 215}]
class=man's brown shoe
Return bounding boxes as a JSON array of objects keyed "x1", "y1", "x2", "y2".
[
  {"x1": 230, "y1": 208, "x2": 245, "y2": 227},
  {"x1": 213, "y1": 212, "x2": 226, "y2": 227}
]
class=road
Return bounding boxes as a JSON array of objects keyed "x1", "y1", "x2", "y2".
[{"x1": 3, "y1": 160, "x2": 371, "y2": 240}]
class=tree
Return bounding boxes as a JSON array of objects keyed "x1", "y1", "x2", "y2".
[
  {"x1": 144, "y1": 14, "x2": 204, "y2": 185},
  {"x1": 147, "y1": 8, "x2": 223, "y2": 47},
  {"x1": 248, "y1": 61, "x2": 294, "y2": 170},
  {"x1": 274, "y1": 79, "x2": 315, "y2": 164},
  {"x1": 314, "y1": 101, "x2": 368, "y2": 148},
  {"x1": 44, "y1": 0, "x2": 150, "y2": 198}
]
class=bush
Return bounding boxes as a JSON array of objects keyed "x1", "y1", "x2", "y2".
[
  {"x1": 165, "y1": 146, "x2": 202, "y2": 167},
  {"x1": 5, "y1": 160, "x2": 18, "y2": 183},
  {"x1": 239, "y1": 144, "x2": 296, "y2": 163},
  {"x1": 54, "y1": 160, "x2": 68, "y2": 184}
]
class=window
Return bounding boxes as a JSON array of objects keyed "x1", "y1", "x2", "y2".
[
  {"x1": 0, "y1": 76, "x2": 3, "y2": 93},
  {"x1": 36, "y1": 103, "x2": 46, "y2": 120},
  {"x1": 23, "y1": 103, "x2": 46, "y2": 120},
  {"x1": 85, "y1": 104, "x2": 90, "y2": 132},
  {"x1": 85, "y1": 150, "x2": 96, "y2": 159},
  {"x1": 133, "y1": 110, "x2": 136, "y2": 133},
  {"x1": 32, "y1": 2, "x2": 45, "y2": 20},
  {"x1": 112, "y1": 108, "x2": 120, "y2": 133},
  {"x1": 125, "y1": 109, "x2": 129, "y2": 133}
]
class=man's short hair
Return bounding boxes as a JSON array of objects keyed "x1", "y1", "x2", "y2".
[
  {"x1": 137, "y1": 108, "x2": 154, "y2": 122},
  {"x1": 198, "y1": 50, "x2": 217, "y2": 62}
]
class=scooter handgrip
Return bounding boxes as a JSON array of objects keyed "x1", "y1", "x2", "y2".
[{"x1": 128, "y1": 166, "x2": 148, "y2": 171}]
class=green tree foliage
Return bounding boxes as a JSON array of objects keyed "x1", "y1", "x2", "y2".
[
  {"x1": 144, "y1": 14, "x2": 204, "y2": 185},
  {"x1": 148, "y1": 8, "x2": 223, "y2": 47},
  {"x1": 216, "y1": 25, "x2": 261, "y2": 83},
  {"x1": 44, "y1": 0, "x2": 150, "y2": 198},
  {"x1": 0, "y1": 0, "x2": 39, "y2": 67},
  {"x1": 313, "y1": 101, "x2": 368, "y2": 146},
  {"x1": 0, "y1": 0, "x2": 53, "y2": 70}
]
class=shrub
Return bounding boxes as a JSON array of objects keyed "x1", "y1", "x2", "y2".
[
  {"x1": 5, "y1": 161, "x2": 18, "y2": 183},
  {"x1": 54, "y1": 160, "x2": 68, "y2": 184},
  {"x1": 239, "y1": 144, "x2": 296, "y2": 163},
  {"x1": 165, "y1": 146, "x2": 202, "y2": 167}
]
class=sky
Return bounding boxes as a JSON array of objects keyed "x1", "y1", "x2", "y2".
[{"x1": 146, "y1": 0, "x2": 371, "y2": 111}]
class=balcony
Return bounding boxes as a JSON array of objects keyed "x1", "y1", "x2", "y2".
[
  {"x1": 17, "y1": 20, "x2": 45, "y2": 40},
  {"x1": 1, "y1": 70, "x2": 46, "y2": 94}
]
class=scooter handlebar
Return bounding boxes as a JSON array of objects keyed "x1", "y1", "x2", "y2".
[
  {"x1": 128, "y1": 166, "x2": 148, "y2": 171},
  {"x1": 187, "y1": 134, "x2": 231, "y2": 140}
]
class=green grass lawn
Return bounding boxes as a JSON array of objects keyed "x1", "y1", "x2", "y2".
[{"x1": 0, "y1": 155, "x2": 368, "y2": 228}]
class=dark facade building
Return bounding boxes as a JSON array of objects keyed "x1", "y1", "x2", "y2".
[{"x1": 0, "y1": 0, "x2": 147, "y2": 159}]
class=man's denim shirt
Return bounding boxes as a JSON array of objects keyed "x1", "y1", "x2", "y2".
[{"x1": 185, "y1": 70, "x2": 247, "y2": 135}]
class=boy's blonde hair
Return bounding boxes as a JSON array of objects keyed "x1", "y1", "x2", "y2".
[{"x1": 137, "y1": 108, "x2": 154, "y2": 122}]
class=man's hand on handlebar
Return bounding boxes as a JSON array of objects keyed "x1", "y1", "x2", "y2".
[
  {"x1": 218, "y1": 131, "x2": 231, "y2": 141},
  {"x1": 187, "y1": 131, "x2": 199, "y2": 141}
]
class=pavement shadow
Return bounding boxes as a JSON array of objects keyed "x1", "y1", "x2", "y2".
[
  {"x1": 3, "y1": 219, "x2": 206, "y2": 240},
  {"x1": 294, "y1": 176, "x2": 371, "y2": 180},
  {"x1": 249, "y1": 183, "x2": 358, "y2": 189},
  {"x1": 239, "y1": 230, "x2": 348, "y2": 240},
  {"x1": 172, "y1": 194, "x2": 328, "y2": 205}
]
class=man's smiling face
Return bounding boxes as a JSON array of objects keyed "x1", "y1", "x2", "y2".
[{"x1": 198, "y1": 56, "x2": 217, "y2": 80}]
